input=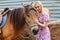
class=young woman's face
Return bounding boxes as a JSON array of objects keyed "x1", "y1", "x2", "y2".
[{"x1": 35, "y1": 3, "x2": 42, "y2": 13}]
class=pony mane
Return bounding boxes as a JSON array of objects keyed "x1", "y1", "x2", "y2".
[
  {"x1": 10, "y1": 8, "x2": 26, "y2": 31},
  {"x1": 5, "y1": 5, "x2": 36, "y2": 33},
  {"x1": 2, "y1": 6, "x2": 36, "y2": 33}
]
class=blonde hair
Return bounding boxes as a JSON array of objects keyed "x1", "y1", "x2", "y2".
[{"x1": 34, "y1": 1, "x2": 43, "y2": 8}]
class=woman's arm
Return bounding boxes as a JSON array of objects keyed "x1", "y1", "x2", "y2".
[{"x1": 35, "y1": 19, "x2": 48, "y2": 28}]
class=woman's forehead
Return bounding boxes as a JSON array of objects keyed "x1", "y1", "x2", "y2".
[
  {"x1": 35, "y1": 3, "x2": 40, "y2": 6},
  {"x1": 35, "y1": 3, "x2": 42, "y2": 7},
  {"x1": 34, "y1": 1, "x2": 42, "y2": 7}
]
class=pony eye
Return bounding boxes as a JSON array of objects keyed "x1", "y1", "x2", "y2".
[{"x1": 27, "y1": 14, "x2": 30, "y2": 17}]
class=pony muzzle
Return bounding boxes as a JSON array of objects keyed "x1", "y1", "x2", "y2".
[{"x1": 31, "y1": 24, "x2": 39, "y2": 35}]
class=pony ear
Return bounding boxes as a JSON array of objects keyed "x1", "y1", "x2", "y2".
[
  {"x1": 4, "y1": 8, "x2": 9, "y2": 12},
  {"x1": 1, "y1": 8, "x2": 9, "y2": 15},
  {"x1": 21, "y1": 3, "x2": 27, "y2": 7}
]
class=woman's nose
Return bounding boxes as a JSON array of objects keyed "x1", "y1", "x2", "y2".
[{"x1": 36, "y1": 8, "x2": 39, "y2": 10}]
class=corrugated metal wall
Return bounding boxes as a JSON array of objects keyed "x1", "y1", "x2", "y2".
[{"x1": 0, "y1": 0, "x2": 60, "y2": 21}]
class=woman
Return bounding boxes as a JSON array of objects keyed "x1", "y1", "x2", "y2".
[{"x1": 33, "y1": 1, "x2": 51, "y2": 40}]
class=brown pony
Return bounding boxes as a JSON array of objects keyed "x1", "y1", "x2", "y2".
[{"x1": 1, "y1": 5, "x2": 37, "y2": 40}]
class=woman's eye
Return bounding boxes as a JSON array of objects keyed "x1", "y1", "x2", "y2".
[{"x1": 35, "y1": 6, "x2": 40, "y2": 9}]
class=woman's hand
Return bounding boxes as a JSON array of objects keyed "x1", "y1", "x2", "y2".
[
  {"x1": 34, "y1": 18, "x2": 47, "y2": 28},
  {"x1": 35, "y1": 19, "x2": 39, "y2": 23},
  {"x1": 34, "y1": 18, "x2": 39, "y2": 24}
]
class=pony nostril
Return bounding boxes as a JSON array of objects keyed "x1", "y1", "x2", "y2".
[
  {"x1": 32, "y1": 29, "x2": 39, "y2": 35},
  {"x1": 26, "y1": 33, "x2": 29, "y2": 37}
]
